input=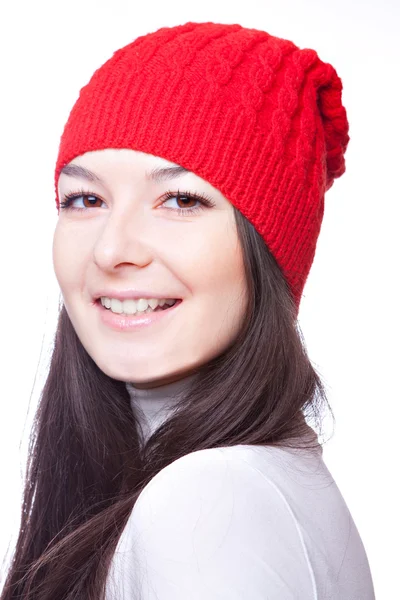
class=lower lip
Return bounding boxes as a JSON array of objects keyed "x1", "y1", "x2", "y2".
[{"x1": 94, "y1": 299, "x2": 182, "y2": 331}]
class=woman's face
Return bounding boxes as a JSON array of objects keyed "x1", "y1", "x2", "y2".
[{"x1": 53, "y1": 149, "x2": 248, "y2": 388}]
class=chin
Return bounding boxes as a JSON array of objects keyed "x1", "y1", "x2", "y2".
[{"x1": 92, "y1": 354, "x2": 183, "y2": 385}]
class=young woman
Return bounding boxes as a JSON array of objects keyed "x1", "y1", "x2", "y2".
[{"x1": 1, "y1": 21, "x2": 375, "y2": 600}]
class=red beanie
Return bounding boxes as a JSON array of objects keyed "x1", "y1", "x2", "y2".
[{"x1": 54, "y1": 21, "x2": 350, "y2": 312}]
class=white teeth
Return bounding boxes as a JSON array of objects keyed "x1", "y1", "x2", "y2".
[
  {"x1": 110, "y1": 299, "x2": 123, "y2": 314},
  {"x1": 148, "y1": 298, "x2": 159, "y2": 310},
  {"x1": 122, "y1": 299, "x2": 136, "y2": 314},
  {"x1": 100, "y1": 297, "x2": 178, "y2": 315},
  {"x1": 136, "y1": 298, "x2": 149, "y2": 312}
]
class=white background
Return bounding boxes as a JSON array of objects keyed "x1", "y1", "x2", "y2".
[{"x1": 0, "y1": 0, "x2": 398, "y2": 597}]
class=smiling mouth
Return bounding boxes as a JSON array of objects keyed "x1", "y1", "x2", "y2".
[{"x1": 96, "y1": 298, "x2": 182, "y2": 316}]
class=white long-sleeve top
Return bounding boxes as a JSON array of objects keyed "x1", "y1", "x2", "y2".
[{"x1": 105, "y1": 375, "x2": 375, "y2": 599}]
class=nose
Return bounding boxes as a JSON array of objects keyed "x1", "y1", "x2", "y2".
[{"x1": 92, "y1": 203, "x2": 153, "y2": 272}]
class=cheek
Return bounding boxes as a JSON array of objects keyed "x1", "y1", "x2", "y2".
[
  {"x1": 176, "y1": 222, "x2": 247, "y2": 347},
  {"x1": 204, "y1": 245, "x2": 247, "y2": 340},
  {"x1": 52, "y1": 223, "x2": 89, "y2": 293},
  {"x1": 187, "y1": 222, "x2": 246, "y2": 299}
]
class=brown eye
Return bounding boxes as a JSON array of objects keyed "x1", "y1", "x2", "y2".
[
  {"x1": 172, "y1": 193, "x2": 199, "y2": 209},
  {"x1": 59, "y1": 191, "x2": 106, "y2": 211},
  {"x1": 80, "y1": 195, "x2": 103, "y2": 208},
  {"x1": 160, "y1": 190, "x2": 216, "y2": 216}
]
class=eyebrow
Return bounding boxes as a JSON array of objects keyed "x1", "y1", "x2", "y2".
[{"x1": 60, "y1": 163, "x2": 190, "y2": 184}]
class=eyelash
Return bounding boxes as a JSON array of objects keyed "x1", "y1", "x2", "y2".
[{"x1": 59, "y1": 187, "x2": 216, "y2": 216}]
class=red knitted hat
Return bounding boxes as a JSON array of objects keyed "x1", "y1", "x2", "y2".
[{"x1": 54, "y1": 21, "x2": 350, "y2": 312}]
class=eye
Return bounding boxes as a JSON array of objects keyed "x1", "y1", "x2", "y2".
[
  {"x1": 58, "y1": 187, "x2": 217, "y2": 216},
  {"x1": 159, "y1": 189, "x2": 216, "y2": 216},
  {"x1": 59, "y1": 188, "x2": 105, "y2": 211}
]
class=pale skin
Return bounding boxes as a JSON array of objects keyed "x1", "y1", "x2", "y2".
[{"x1": 53, "y1": 149, "x2": 248, "y2": 389}]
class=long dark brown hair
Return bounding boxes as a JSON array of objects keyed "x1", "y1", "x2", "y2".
[{"x1": 1, "y1": 207, "x2": 334, "y2": 600}]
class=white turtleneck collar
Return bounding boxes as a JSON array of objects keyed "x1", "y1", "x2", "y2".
[
  {"x1": 126, "y1": 373, "x2": 320, "y2": 451},
  {"x1": 126, "y1": 372, "x2": 198, "y2": 445}
]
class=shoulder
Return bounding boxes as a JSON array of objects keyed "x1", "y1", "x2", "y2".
[
  {"x1": 135, "y1": 442, "x2": 324, "y2": 516},
  {"x1": 131, "y1": 445, "x2": 313, "y2": 566},
  {"x1": 134, "y1": 445, "x2": 286, "y2": 520},
  {"x1": 114, "y1": 446, "x2": 317, "y2": 598}
]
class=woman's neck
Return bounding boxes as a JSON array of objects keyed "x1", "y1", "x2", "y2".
[{"x1": 126, "y1": 372, "x2": 198, "y2": 445}]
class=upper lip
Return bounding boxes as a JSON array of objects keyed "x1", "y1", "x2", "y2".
[{"x1": 93, "y1": 289, "x2": 180, "y2": 301}]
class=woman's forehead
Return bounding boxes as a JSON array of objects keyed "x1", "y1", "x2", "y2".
[
  {"x1": 61, "y1": 149, "x2": 229, "y2": 203},
  {"x1": 68, "y1": 148, "x2": 184, "y2": 167}
]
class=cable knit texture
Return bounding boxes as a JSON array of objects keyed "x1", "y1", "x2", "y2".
[{"x1": 54, "y1": 21, "x2": 350, "y2": 311}]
